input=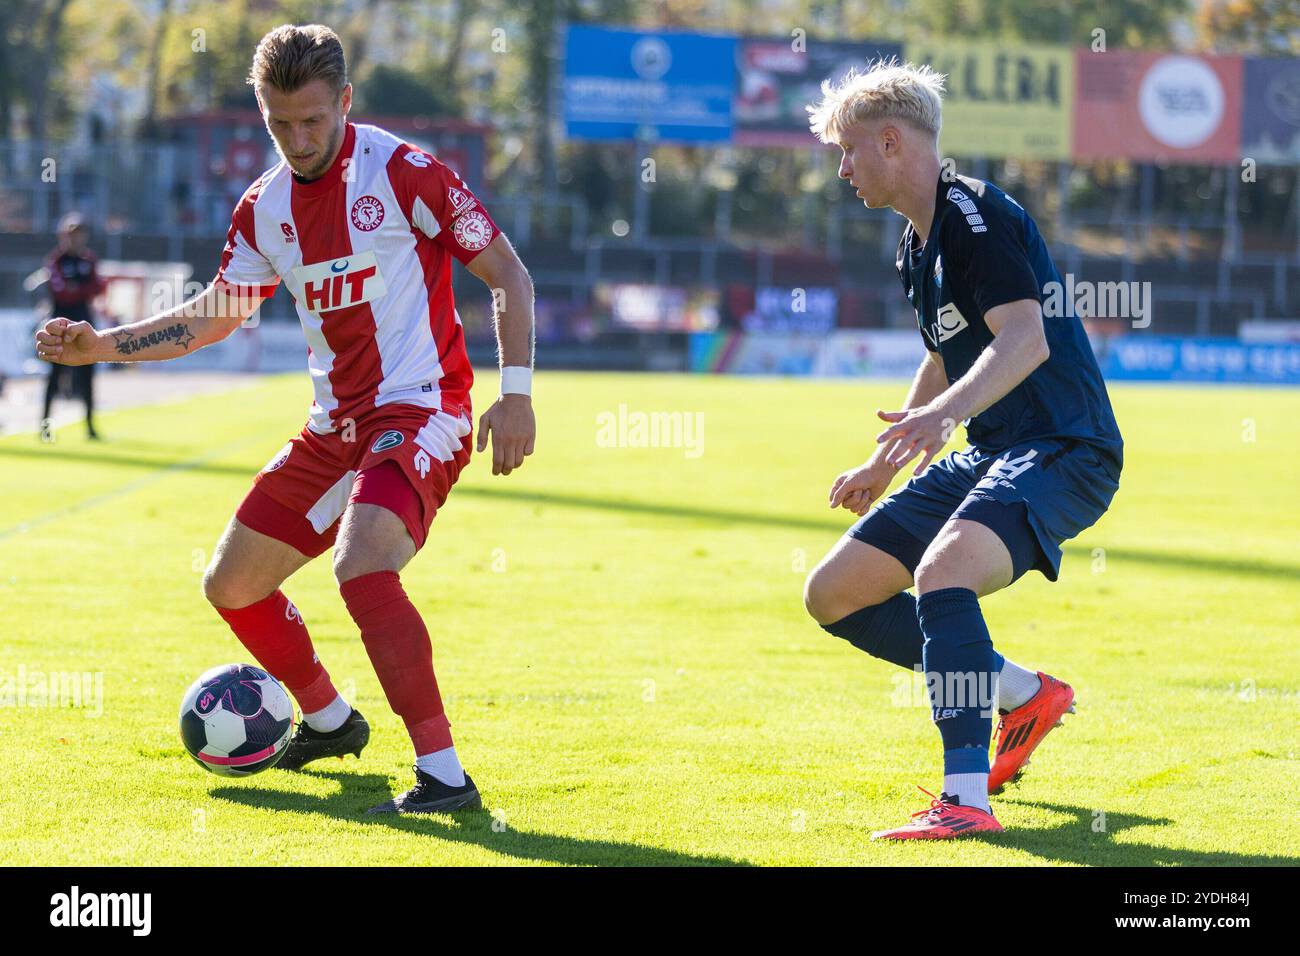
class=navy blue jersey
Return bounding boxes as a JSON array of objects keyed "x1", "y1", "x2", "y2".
[{"x1": 897, "y1": 173, "x2": 1122, "y2": 473}]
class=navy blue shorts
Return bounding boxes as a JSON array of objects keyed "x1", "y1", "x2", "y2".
[{"x1": 848, "y1": 438, "x2": 1120, "y2": 582}]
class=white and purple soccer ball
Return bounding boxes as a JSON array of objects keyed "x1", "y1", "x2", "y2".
[{"x1": 179, "y1": 664, "x2": 294, "y2": 777}]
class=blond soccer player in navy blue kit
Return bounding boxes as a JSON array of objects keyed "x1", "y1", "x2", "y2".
[{"x1": 803, "y1": 62, "x2": 1122, "y2": 839}]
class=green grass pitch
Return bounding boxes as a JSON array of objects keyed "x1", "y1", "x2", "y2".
[{"x1": 1, "y1": 370, "x2": 1296, "y2": 866}]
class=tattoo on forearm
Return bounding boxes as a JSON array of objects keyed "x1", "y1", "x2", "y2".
[{"x1": 112, "y1": 324, "x2": 196, "y2": 356}]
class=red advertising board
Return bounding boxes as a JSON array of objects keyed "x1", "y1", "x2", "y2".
[{"x1": 1072, "y1": 50, "x2": 1242, "y2": 164}]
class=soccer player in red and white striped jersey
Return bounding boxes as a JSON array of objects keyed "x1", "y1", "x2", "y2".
[{"x1": 35, "y1": 24, "x2": 536, "y2": 814}]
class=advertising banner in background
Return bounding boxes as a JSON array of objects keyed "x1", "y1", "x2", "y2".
[
  {"x1": 811, "y1": 330, "x2": 927, "y2": 378},
  {"x1": 905, "y1": 41, "x2": 1073, "y2": 159},
  {"x1": 690, "y1": 329, "x2": 925, "y2": 377},
  {"x1": 734, "y1": 38, "x2": 902, "y2": 146},
  {"x1": 1241, "y1": 57, "x2": 1300, "y2": 164},
  {"x1": 0, "y1": 314, "x2": 308, "y2": 376},
  {"x1": 1073, "y1": 51, "x2": 1243, "y2": 164},
  {"x1": 743, "y1": 286, "x2": 838, "y2": 334},
  {"x1": 1100, "y1": 335, "x2": 1300, "y2": 383},
  {"x1": 1240, "y1": 320, "x2": 1300, "y2": 343},
  {"x1": 563, "y1": 26, "x2": 736, "y2": 143},
  {"x1": 692, "y1": 331, "x2": 1300, "y2": 384},
  {"x1": 596, "y1": 283, "x2": 720, "y2": 332},
  {"x1": 562, "y1": 25, "x2": 1274, "y2": 167},
  {"x1": 690, "y1": 331, "x2": 822, "y2": 375},
  {"x1": 0, "y1": 311, "x2": 38, "y2": 377}
]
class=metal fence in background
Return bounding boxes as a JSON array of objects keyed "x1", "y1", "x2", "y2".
[{"x1": 0, "y1": 138, "x2": 1296, "y2": 339}]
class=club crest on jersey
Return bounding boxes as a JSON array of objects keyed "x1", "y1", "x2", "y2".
[
  {"x1": 453, "y1": 210, "x2": 492, "y2": 252},
  {"x1": 371, "y1": 430, "x2": 405, "y2": 453},
  {"x1": 292, "y1": 250, "x2": 387, "y2": 314},
  {"x1": 263, "y1": 441, "x2": 293, "y2": 472},
  {"x1": 350, "y1": 195, "x2": 385, "y2": 231}
]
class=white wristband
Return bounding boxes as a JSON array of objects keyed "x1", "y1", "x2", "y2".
[{"x1": 500, "y1": 365, "x2": 532, "y2": 396}]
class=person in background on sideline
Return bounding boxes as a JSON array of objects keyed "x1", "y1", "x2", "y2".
[{"x1": 41, "y1": 212, "x2": 107, "y2": 440}]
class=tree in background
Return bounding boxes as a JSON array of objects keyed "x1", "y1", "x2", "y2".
[
  {"x1": 909, "y1": 0, "x2": 1190, "y2": 48},
  {"x1": 6, "y1": 0, "x2": 1299, "y2": 248},
  {"x1": 1, "y1": 0, "x2": 75, "y2": 141},
  {"x1": 1196, "y1": 0, "x2": 1300, "y2": 55}
]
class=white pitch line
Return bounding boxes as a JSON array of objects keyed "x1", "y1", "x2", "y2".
[{"x1": 0, "y1": 431, "x2": 272, "y2": 542}]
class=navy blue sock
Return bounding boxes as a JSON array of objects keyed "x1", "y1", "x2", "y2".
[
  {"x1": 821, "y1": 593, "x2": 924, "y2": 670},
  {"x1": 916, "y1": 587, "x2": 999, "y2": 775}
]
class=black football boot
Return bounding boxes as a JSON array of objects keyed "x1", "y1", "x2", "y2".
[
  {"x1": 277, "y1": 709, "x2": 370, "y2": 771},
  {"x1": 367, "y1": 766, "x2": 481, "y2": 814}
]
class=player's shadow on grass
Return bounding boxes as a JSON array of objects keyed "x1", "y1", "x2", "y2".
[
  {"x1": 211, "y1": 769, "x2": 751, "y2": 867},
  {"x1": 454, "y1": 486, "x2": 1300, "y2": 584},
  {"x1": 975, "y1": 798, "x2": 1296, "y2": 866}
]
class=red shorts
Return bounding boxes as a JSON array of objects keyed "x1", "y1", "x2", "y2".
[{"x1": 235, "y1": 404, "x2": 473, "y2": 558}]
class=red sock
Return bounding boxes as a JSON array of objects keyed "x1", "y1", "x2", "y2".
[
  {"x1": 214, "y1": 591, "x2": 339, "y2": 713},
  {"x1": 339, "y1": 570, "x2": 453, "y2": 755}
]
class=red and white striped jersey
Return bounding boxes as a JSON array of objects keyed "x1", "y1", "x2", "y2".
[{"x1": 215, "y1": 122, "x2": 498, "y2": 434}]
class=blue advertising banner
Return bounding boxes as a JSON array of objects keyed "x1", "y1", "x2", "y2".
[
  {"x1": 1241, "y1": 57, "x2": 1300, "y2": 163},
  {"x1": 563, "y1": 25, "x2": 736, "y2": 143},
  {"x1": 1101, "y1": 336, "x2": 1300, "y2": 384}
]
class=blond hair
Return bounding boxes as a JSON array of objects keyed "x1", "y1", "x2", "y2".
[
  {"x1": 247, "y1": 24, "x2": 347, "y2": 95},
  {"x1": 807, "y1": 59, "x2": 945, "y2": 144}
]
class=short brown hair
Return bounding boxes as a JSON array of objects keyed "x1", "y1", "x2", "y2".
[{"x1": 247, "y1": 24, "x2": 347, "y2": 95}]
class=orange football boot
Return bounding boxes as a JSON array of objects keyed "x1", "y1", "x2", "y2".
[
  {"x1": 871, "y1": 787, "x2": 1004, "y2": 840},
  {"x1": 988, "y1": 671, "x2": 1075, "y2": 794}
]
